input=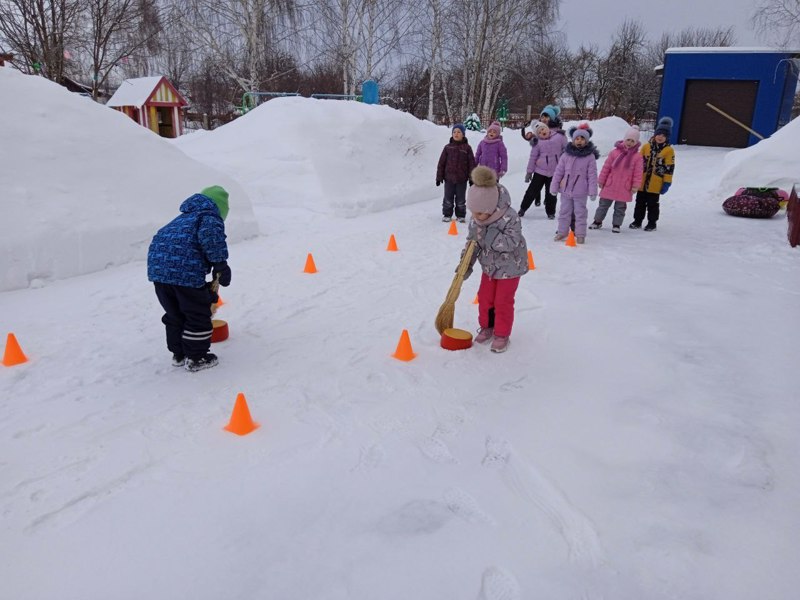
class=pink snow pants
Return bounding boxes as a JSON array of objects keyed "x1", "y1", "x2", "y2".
[{"x1": 478, "y1": 273, "x2": 521, "y2": 338}]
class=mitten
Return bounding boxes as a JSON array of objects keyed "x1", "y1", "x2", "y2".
[
  {"x1": 589, "y1": 195, "x2": 597, "y2": 202},
  {"x1": 468, "y1": 179, "x2": 474, "y2": 187},
  {"x1": 524, "y1": 173, "x2": 532, "y2": 183},
  {"x1": 436, "y1": 179, "x2": 442, "y2": 187},
  {"x1": 212, "y1": 261, "x2": 232, "y2": 287},
  {"x1": 660, "y1": 182, "x2": 671, "y2": 195}
]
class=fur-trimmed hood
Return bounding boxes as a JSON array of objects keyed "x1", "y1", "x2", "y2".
[{"x1": 565, "y1": 142, "x2": 599, "y2": 158}]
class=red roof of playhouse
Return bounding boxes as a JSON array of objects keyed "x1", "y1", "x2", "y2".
[{"x1": 107, "y1": 76, "x2": 187, "y2": 108}]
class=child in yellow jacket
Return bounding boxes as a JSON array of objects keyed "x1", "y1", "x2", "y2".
[{"x1": 630, "y1": 117, "x2": 675, "y2": 231}]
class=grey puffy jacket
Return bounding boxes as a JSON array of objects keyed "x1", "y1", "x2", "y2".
[{"x1": 464, "y1": 185, "x2": 529, "y2": 280}]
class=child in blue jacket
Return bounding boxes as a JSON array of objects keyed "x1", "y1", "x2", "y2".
[{"x1": 147, "y1": 186, "x2": 232, "y2": 372}]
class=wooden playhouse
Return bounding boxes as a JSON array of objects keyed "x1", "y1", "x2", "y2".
[{"x1": 107, "y1": 76, "x2": 187, "y2": 138}]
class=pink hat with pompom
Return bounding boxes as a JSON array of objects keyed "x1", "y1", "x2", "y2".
[{"x1": 624, "y1": 125, "x2": 641, "y2": 142}]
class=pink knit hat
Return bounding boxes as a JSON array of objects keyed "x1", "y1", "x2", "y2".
[
  {"x1": 624, "y1": 125, "x2": 641, "y2": 142},
  {"x1": 487, "y1": 121, "x2": 502, "y2": 135},
  {"x1": 466, "y1": 166, "x2": 499, "y2": 214}
]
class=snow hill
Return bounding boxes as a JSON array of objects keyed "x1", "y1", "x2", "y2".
[
  {"x1": 174, "y1": 97, "x2": 631, "y2": 218},
  {"x1": 719, "y1": 116, "x2": 800, "y2": 193},
  {"x1": 0, "y1": 68, "x2": 259, "y2": 292}
]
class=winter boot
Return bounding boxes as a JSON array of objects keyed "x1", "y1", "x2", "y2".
[
  {"x1": 547, "y1": 214, "x2": 555, "y2": 220},
  {"x1": 629, "y1": 221, "x2": 641, "y2": 229},
  {"x1": 612, "y1": 225, "x2": 621, "y2": 233},
  {"x1": 442, "y1": 215, "x2": 452, "y2": 222},
  {"x1": 457, "y1": 217, "x2": 466, "y2": 223},
  {"x1": 185, "y1": 353, "x2": 219, "y2": 372},
  {"x1": 490, "y1": 336, "x2": 510, "y2": 353},
  {"x1": 172, "y1": 353, "x2": 186, "y2": 367},
  {"x1": 534, "y1": 199, "x2": 541, "y2": 206},
  {"x1": 589, "y1": 221, "x2": 602, "y2": 229},
  {"x1": 576, "y1": 236, "x2": 585, "y2": 244},
  {"x1": 517, "y1": 209, "x2": 526, "y2": 217},
  {"x1": 475, "y1": 327, "x2": 494, "y2": 344},
  {"x1": 644, "y1": 223, "x2": 657, "y2": 231},
  {"x1": 554, "y1": 232, "x2": 567, "y2": 241}
]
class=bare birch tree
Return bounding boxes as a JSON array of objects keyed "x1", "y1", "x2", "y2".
[
  {"x1": 176, "y1": 0, "x2": 297, "y2": 93},
  {"x1": 0, "y1": 0, "x2": 82, "y2": 81},
  {"x1": 754, "y1": 0, "x2": 800, "y2": 46},
  {"x1": 79, "y1": 0, "x2": 164, "y2": 98}
]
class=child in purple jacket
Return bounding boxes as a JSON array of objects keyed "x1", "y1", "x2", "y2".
[
  {"x1": 550, "y1": 123, "x2": 598, "y2": 244},
  {"x1": 519, "y1": 120, "x2": 567, "y2": 219},
  {"x1": 436, "y1": 123, "x2": 476, "y2": 223},
  {"x1": 475, "y1": 121, "x2": 508, "y2": 179}
]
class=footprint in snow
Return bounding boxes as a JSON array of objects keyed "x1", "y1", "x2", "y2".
[{"x1": 477, "y1": 566, "x2": 521, "y2": 600}]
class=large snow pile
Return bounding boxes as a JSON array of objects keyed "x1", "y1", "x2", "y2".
[
  {"x1": 174, "y1": 97, "x2": 444, "y2": 216},
  {"x1": 0, "y1": 68, "x2": 259, "y2": 292},
  {"x1": 176, "y1": 102, "x2": 631, "y2": 217},
  {"x1": 718, "y1": 116, "x2": 800, "y2": 193}
]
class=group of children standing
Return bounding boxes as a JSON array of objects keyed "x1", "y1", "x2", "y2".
[
  {"x1": 438, "y1": 107, "x2": 676, "y2": 352},
  {"x1": 437, "y1": 109, "x2": 676, "y2": 239}
]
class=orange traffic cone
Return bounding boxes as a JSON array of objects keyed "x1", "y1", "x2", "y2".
[
  {"x1": 224, "y1": 393, "x2": 259, "y2": 436},
  {"x1": 565, "y1": 230, "x2": 577, "y2": 247},
  {"x1": 216, "y1": 296, "x2": 225, "y2": 306},
  {"x1": 392, "y1": 329, "x2": 417, "y2": 361},
  {"x1": 2, "y1": 333, "x2": 28, "y2": 367},
  {"x1": 527, "y1": 249, "x2": 536, "y2": 270},
  {"x1": 386, "y1": 234, "x2": 398, "y2": 252},
  {"x1": 303, "y1": 253, "x2": 318, "y2": 273},
  {"x1": 448, "y1": 220, "x2": 458, "y2": 236},
  {"x1": 472, "y1": 294, "x2": 479, "y2": 305}
]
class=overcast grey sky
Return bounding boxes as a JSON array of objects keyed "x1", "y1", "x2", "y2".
[{"x1": 558, "y1": 0, "x2": 763, "y2": 50}]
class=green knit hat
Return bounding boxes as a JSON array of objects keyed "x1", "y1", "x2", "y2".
[{"x1": 201, "y1": 185, "x2": 229, "y2": 220}]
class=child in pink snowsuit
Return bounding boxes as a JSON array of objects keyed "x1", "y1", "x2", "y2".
[
  {"x1": 550, "y1": 123, "x2": 598, "y2": 244},
  {"x1": 590, "y1": 125, "x2": 644, "y2": 233},
  {"x1": 475, "y1": 121, "x2": 508, "y2": 179}
]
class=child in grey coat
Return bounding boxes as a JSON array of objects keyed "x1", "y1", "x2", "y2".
[{"x1": 462, "y1": 166, "x2": 529, "y2": 353}]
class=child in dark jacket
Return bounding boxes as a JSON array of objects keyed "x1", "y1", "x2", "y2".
[
  {"x1": 475, "y1": 121, "x2": 508, "y2": 179},
  {"x1": 436, "y1": 123, "x2": 476, "y2": 222},
  {"x1": 550, "y1": 123, "x2": 599, "y2": 244},
  {"x1": 147, "y1": 185, "x2": 232, "y2": 372}
]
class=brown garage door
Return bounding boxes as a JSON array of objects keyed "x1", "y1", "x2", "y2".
[{"x1": 679, "y1": 79, "x2": 758, "y2": 148}]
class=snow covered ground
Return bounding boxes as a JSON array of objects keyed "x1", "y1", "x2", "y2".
[{"x1": 2, "y1": 75, "x2": 799, "y2": 600}]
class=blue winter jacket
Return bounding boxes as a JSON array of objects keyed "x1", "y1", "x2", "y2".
[{"x1": 147, "y1": 194, "x2": 229, "y2": 288}]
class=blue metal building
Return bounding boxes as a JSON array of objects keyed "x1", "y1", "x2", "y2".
[{"x1": 658, "y1": 47, "x2": 800, "y2": 148}]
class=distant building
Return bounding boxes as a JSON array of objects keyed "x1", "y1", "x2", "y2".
[
  {"x1": 0, "y1": 53, "x2": 13, "y2": 67},
  {"x1": 107, "y1": 76, "x2": 188, "y2": 138},
  {"x1": 658, "y1": 47, "x2": 800, "y2": 148}
]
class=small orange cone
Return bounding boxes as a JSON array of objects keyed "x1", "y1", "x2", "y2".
[
  {"x1": 565, "y1": 230, "x2": 577, "y2": 247},
  {"x1": 472, "y1": 294, "x2": 479, "y2": 305},
  {"x1": 448, "y1": 220, "x2": 458, "y2": 236},
  {"x1": 216, "y1": 296, "x2": 225, "y2": 306},
  {"x1": 392, "y1": 329, "x2": 417, "y2": 361},
  {"x1": 386, "y1": 234, "x2": 398, "y2": 252},
  {"x1": 224, "y1": 393, "x2": 259, "y2": 436},
  {"x1": 2, "y1": 333, "x2": 28, "y2": 367},
  {"x1": 303, "y1": 253, "x2": 318, "y2": 273},
  {"x1": 527, "y1": 250, "x2": 536, "y2": 270}
]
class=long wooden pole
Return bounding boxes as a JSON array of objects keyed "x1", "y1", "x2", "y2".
[{"x1": 705, "y1": 103, "x2": 765, "y2": 140}]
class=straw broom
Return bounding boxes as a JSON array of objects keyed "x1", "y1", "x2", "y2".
[{"x1": 435, "y1": 240, "x2": 477, "y2": 334}]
